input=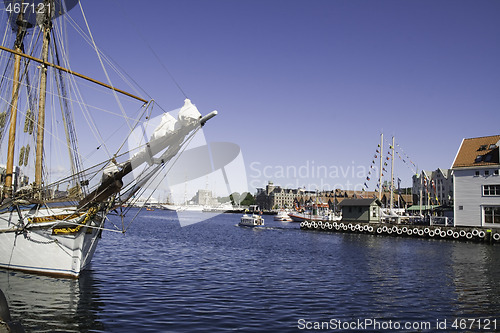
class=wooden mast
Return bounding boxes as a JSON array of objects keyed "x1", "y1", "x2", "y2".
[
  {"x1": 390, "y1": 136, "x2": 395, "y2": 210},
  {"x1": 34, "y1": 1, "x2": 53, "y2": 195},
  {"x1": 4, "y1": 11, "x2": 29, "y2": 198},
  {"x1": 378, "y1": 133, "x2": 383, "y2": 201}
]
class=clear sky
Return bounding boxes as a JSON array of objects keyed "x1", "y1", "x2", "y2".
[{"x1": 46, "y1": 0, "x2": 500, "y2": 193}]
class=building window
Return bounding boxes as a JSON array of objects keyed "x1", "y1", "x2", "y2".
[
  {"x1": 484, "y1": 207, "x2": 500, "y2": 224},
  {"x1": 475, "y1": 171, "x2": 480, "y2": 177},
  {"x1": 483, "y1": 185, "x2": 500, "y2": 196},
  {"x1": 495, "y1": 170, "x2": 499, "y2": 176},
  {"x1": 485, "y1": 170, "x2": 490, "y2": 176},
  {"x1": 459, "y1": 206, "x2": 463, "y2": 210}
]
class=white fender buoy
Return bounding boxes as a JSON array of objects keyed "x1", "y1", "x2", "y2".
[
  {"x1": 424, "y1": 228, "x2": 430, "y2": 234},
  {"x1": 377, "y1": 227, "x2": 382, "y2": 234},
  {"x1": 440, "y1": 230, "x2": 447, "y2": 238},
  {"x1": 478, "y1": 230, "x2": 486, "y2": 238},
  {"x1": 453, "y1": 232, "x2": 460, "y2": 239},
  {"x1": 402, "y1": 226, "x2": 408, "y2": 233},
  {"x1": 459, "y1": 230, "x2": 466, "y2": 237},
  {"x1": 418, "y1": 229, "x2": 424, "y2": 236},
  {"x1": 466, "y1": 232, "x2": 473, "y2": 239},
  {"x1": 407, "y1": 229, "x2": 413, "y2": 236},
  {"x1": 300, "y1": 222, "x2": 305, "y2": 228},
  {"x1": 428, "y1": 230, "x2": 435, "y2": 237},
  {"x1": 396, "y1": 228, "x2": 403, "y2": 235},
  {"x1": 382, "y1": 226, "x2": 388, "y2": 233},
  {"x1": 472, "y1": 229, "x2": 479, "y2": 237},
  {"x1": 493, "y1": 233, "x2": 500, "y2": 241},
  {"x1": 368, "y1": 226, "x2": 374, "y2": 233},
  {"x1": 447, "y1": 229, "x2": 454, "y2": 237}
]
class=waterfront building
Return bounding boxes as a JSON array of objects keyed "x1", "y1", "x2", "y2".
[
  {"x1": 452, "y1": 135, "x2": 500, "y2": 227},
  {"x1": 412, "y1": 168, "x2": 454, "y2": 207},
  {"x1": 255, "y1": 181, "x2": 306, "y2": 210},
  {"x1": 339, "y1": 198, "x2": 382, "y2": 223}
]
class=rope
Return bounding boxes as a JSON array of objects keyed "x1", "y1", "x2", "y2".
[{"x1": 78, "y1": 1, "x2": 135, "y2": 132}]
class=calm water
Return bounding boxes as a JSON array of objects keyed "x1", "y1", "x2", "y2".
[{"x1": 1, "y1": 210, "x2": 500, "y2": 332}]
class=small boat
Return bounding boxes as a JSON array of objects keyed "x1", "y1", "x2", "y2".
[
  {"x1": 288, "y1": 211, "x2": 342, "y2": 222},
  {"x1": 274, "y1": 210, "x2": 292, "y2": 222},
  {"x1": 239, "y1": 214, "x2": 264, "y2": 227}
]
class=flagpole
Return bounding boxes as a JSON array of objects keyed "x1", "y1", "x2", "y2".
[
  {"x1": 390, "y1": 136, "x2": 395, "y2": 211},
  {"x1": 419, "y1": 170, "x2": 423, "y2": 216}
]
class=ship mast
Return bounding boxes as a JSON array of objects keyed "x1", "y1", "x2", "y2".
[
  {"x1": 34, "y1": 0, "x2": 54, "y2": 198},
  {"x1": 390, "y1": 136, "x2": 395, "y2": 210},
  {"x1": 4, "y1": 9, "x2": 31, "y2": 198}
]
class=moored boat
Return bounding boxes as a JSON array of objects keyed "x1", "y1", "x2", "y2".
[
  {"x1": 274, "y1": 210, "x2": 292, "y2": 222},
  {"x1": 0, "y1": 1, "x2": 217, "y2": 277}
]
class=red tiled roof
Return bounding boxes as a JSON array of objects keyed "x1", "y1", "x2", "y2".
[{"x1": 452, "y1": 135, "x2": 500, "y2": 168}]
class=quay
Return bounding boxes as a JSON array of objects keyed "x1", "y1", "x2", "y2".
[{"x1": 300, "y1": 220, "x2": 500, "y2": 244}]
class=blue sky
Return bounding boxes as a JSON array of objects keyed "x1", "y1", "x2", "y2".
[{"x1": 59, "y1": 0, "x2": 500, "y2": 192}]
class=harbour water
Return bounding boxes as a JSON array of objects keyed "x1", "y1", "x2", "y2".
[{"x1": 1, "y1": 210, "x2": 499, "y2": 332}]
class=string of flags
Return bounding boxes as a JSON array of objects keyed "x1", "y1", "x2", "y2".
[{"x1": 363, "y1": 143, "x2": 384, "y2": 193}]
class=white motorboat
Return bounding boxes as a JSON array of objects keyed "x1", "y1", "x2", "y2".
[
  {"x1": 274, "y1": 210, "x2": 292, "y2": 222},
  {"x1": 239, "y1": 214, "x2": 264, "y2": 227}
]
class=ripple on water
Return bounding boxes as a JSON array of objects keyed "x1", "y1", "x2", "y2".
[{"x1": 1, "y1": 211, "x2": 500, "y2": 332}]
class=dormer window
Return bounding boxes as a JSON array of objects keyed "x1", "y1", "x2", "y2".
[
  {"x1": 475, "y1": 155, "x2": 483, "y2": 163},
  {"x1": 484, "y1": 154, "x2": 493, "y2": 162},
  {"x1": 489, "y1": 144, "x2": 497, "y2": 150},
  {"x1": 478, "y1": 145, "x2": 488, "y2": 151}
]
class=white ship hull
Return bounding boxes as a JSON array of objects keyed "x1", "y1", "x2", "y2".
[{"x1": 0, "y1": 206, "x2": 105, "y2": 278}]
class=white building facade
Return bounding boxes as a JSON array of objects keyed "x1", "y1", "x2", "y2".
[{"x1": 452, "y1": 135, "x2": 500, "y2": 227}]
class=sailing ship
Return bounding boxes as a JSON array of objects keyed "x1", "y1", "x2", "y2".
[{"x1": 0, "y1": 0, "x2": 217, "y2": 277}]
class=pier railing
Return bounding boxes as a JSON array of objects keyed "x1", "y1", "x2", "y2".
[{"x1": 430, "y1": 216, "x2": 453, "y2": 226}]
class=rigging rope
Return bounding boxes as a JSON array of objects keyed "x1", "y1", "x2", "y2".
[{"x1": 78, "y1": 1, "x2": 135, "y2": 132}]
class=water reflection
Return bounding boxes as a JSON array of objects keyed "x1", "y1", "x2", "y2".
[
  {"x1": 0, "y1": 268, "x2": 104, "y2": 332},
  {"x1": 450, "y1": 242, "x2": 500, "y2": 317},
  {"x1": 1, "y1": 212, "x2": 500, "y2": 332}
]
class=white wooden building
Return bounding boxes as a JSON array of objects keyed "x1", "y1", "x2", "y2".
[{"x1": 452, "y1": 135, "x2": 500, "y2": 227}]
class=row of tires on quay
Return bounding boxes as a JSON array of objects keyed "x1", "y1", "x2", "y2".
[{"x1": 299, "y1": 220, "x2": 500, "y2": 243}]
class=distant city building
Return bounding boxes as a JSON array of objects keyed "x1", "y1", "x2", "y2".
[
  {"x1": 255, "y1": 181, "x2": 306, "y2": 210},
  {"x1": 255, "y1": 181, "x2": 414, "y2": 211},
  {"x1": 194, "y1": 189, "x2": 218, "y2": 206},
  {"x1": 452, "y1": 135, "x2": 500, "y2": 227},
  {"x1": 412, "y1": 168, "x2": 453, "y2": 207}
]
